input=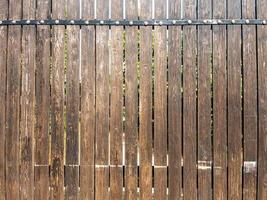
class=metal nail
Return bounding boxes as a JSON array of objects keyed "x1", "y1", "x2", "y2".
[
  {"x1": 144, "y1": 21, "x2": 148, "y2": 25},
  {"x1": 188, "y1": 20, "x2": 192, "y2": 24},
  {"x1": 263, "y1": 20, "x2": 266, "y2": 25},
  {"x1": 40, "y1": 20, "x2": 44, "y2": 23},
  {"x1": 100, "y1": 20, "x2": 104, "y2": 24},
  {"x1": 26, "y1": 20, "x2": 30, "y2": 24},
  {"x1": 12, "y1": 20, "x2": 16, "y2": 24},
  {"x1": 245, "y1": 19, "x2": 250, "y2": 24},
  {"x1": 129, "y1": 21, "x2": 133, "y2": 25},
  {"x1": 115, "y1": 21, "x2": 119, "y2": 25},
  {"x1": 55, "y1": 20, "x2": 59, "y2": 24},
  {"x1": 231, "y1": 19, "x2": 235, "y2": 24},
  {"x1": 172, "y1": 20, "x2": 176, "y2": 24},
  {"x1": 85, "y1": 20, "x2": 89, "y2": 24}
]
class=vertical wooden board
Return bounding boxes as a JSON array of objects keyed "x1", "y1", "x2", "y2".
[
  {"x1": 110, "y1": 0, "x2": 123, "y2": 199},
  {"x1": 242, "y1": 0, "x2": 257, "y2": 199},
  {"x1": 212, "y1": 0, "x2": 227, "y2": 199},
  {"x1": 80, "y1": 0, "x2": 95, "y2": 199},
  {"x1": 168, "y1": 0, "x2": 182, "y2": 199},
  {"x1": 153, "y1": 0, "x2": 167, "y2": 199},
  {"x1": 20, "y1": 0, "x2": 36, "y2": 199},
  {"x1": 0, "y1": 0, "x2": 7, "y2": 199},
  {"x1": 257, "y1": 0, "x2": 267, "y2": 199},
  {"x1": 65, "y1": 0, "x2": 80, "y2": 199},
  {"x1": 6, "y1": 0, "x2": 21, "y2": 199},
  {"x1": 227, "y1": 1, "x2": 242, "y2": 199},
  {"x1": 50, "y1": 0, "x2": 65, "y2": 199},
  {"x1": 139, "y1": 0, "x2": 152, "y2": 199},
  {"x1": 197, "y1": 0, "x2": 212, "y2": 199},
  {"x1": 35, "y1": 0, "x2": 51, "y2": 199},
  {"x1": 183, "y1": 0, "x2": 197, "y2": 199},
  {"x1": 125, "y1": 0, "x2": 138, "y2": 198},
  {"x1": 95, "y1": 0, "x2": 109, "y2": 198}
]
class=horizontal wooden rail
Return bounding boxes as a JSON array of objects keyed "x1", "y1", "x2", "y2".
[{"x1": 0, "y1": 19, "x2": 267, "y2": 26}]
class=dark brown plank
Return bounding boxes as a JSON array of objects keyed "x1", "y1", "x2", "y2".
[
  {"x1": 65, "y1": 0, "x2": 80, "y2": 199},
  {"x1": 95, "y1": 0, "x2": 109, "y2": 198},
  {"x1": 50, "y1": 0, "x2": 65, "y2": 199},
  {"x1": 227, "y1": 1, "x2": 242, "y2": 199},
  {"x1": 154, "y1": 0, "x2": 167, "y2": 199},
  {"x1": 242, "y1": 0, "x2": 257, "y2": 199},
  {"x1": 110, "y1": 0, "x2": 123, "y2": 199},
  {"x1": 168, "y1": 0, "x2": 182, "y2": 199},
  {"x1": 80, "y1": 0, "x2": 95, "y2": 199},
  {"x1": 197, "y1": 0, "x2": 212, "y2": 199},
  {"x1": 0, "y1": 1, "x2": 7, "y2": 199},
  {"x1": 20, "y1": 0, "x2": 36, "y2": 199},
  {"x1": 257, "y1": 0, "x2": 267, "y2": 198},
  {"x1": 6, "y1": 0, "x2": 21, "y2": 199},
  {"x1": 125, "y1": 0, "x2": 138, "y2": 198},
  {"x1": 139, "y1": 0, "x2": 153, "y2": 199},
  {"x1": 183, "y1": 0, "x2": 197, "y2": 199},
  {"x1": 212, "y1": 0, "x2": 227, "y2": 199},
  {"x1": 35, "y1": 0, "x2": 51, "y2": 199}
]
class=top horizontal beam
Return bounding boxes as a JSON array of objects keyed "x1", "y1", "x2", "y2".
[{"x1": 0, "y1": 19, "x2": 267, "y2": 26}]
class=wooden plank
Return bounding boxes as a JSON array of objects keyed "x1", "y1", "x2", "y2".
[
  {"x1": 65, "y1": 0, "x2": 80, "y2": 199},
  {"x1": 95, "y1": 0, "x2": 109, "y2": 198},
  {"x1": 212, "y1": 0, "x2": 227, "y2": 199},
  {"x1": 153, "y1": 0, "x2": 167, "y2": 199},
  {"x1": 197, "y1": 0, "x2": 212, "y2": 199},
  {"x1": 183, "y1": 0, "x2": 197, "y2": 199},
  {"x1": 257, "y1": 0, "x2": 267, "y2": 199},
  {"x1": 227, "y1": 1, "x2": 242, "y2": 199},
  {"x1": 168, "y1": 0, "x2": 182, "y2": 199},
  {"x1": 6, "y1": 0, "x2": 21, "y2": 199},
  {"x1": 35, "y1": 0, "x2": 51, "y2": 199},
  {"x1": 0, "y1": 0, "x2": 7, "y2": 199},
  {"x1": 242, "y1": 0, "x2": 257, "y2": 199},
  {"x1": 20, "y1": 0, "x2": 36, "y2": 199},
  {"x1": 80, "y1": 0, "x2": 95, "y2": 199},
  {"x1": 50, "y1": 0, "x2": 65, "y2": 199},
  {"x1": 110, "y1": 0, "x2": 123, "y2": 199},
  {"x1": 124, "y1": 0, "x2": 138, "y2": 198},
  {"x1": 139, "y1": 0, "x2": 152, "y2": 199}
]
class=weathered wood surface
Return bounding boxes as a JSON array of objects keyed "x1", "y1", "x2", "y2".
[
  {"x1": 183, "y1": 0, "x2": 197, "y2": 199},
  {"x1": 139, "y1": 0, "x2": 152, "y2": 199},
  {"x1": 197, "y1": 0, "x2": 212, "y2": 199}
]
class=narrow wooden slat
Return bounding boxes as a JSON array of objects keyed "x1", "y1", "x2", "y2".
[
  {"x1": 35, "y1": 0, "x2": 51, "y2": 199},
  {"x1": 80, "y1": 0, "x2": 95, "y2": 199},
  {"x1": 257, "y1": 0, "x2": 267, "y2": 198},
  {"x1": 197, "y1": 0, "x2": 212, "y2": 199},
  {"x1": 65, "y1": 0, "x2": 80, "y2": 199},
  {"x1": 6, "y1": 0, "x2": 21, "y2": 199},
  {"x1": 168, "y1": 0, "x2": 182, "y2": 199},
  {"x1": 0, "y1": 0, "x2": 8, "y2": 199},
  {"x1": 20, "y1": 0, "x2": 36, "y2": 199},
  {"x1": 183, "y1": 0, "x2": 197, "y2": 199},
  {"x1": 242, "y1": 0, "x2": 257, "y2": 199},
  {"x1": 153, "y1": 0, "x2": 167, "y2": 199},
  {"x1": 125, "y1": 0, "x2": 138, "y2": 198},
  {"x1": 95, "y1": 0, "x2": 109, "y2": 198},
  {"x1": 212, "y1": 0, "x2": 227, "y2": 199},
  {"x1": 139, "y1": 0, "x2": 152, "y2": 199},
  {"x1": 50, "y1": 0, "x2": 65, "y2": 199},
  {"x1": 227, "y1": 1, "x2": 242, "y2": 199},
  {"x1": 110, "y1": 0, "x2": 123, "y2": 199}
]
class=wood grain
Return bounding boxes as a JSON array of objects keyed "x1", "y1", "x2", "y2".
[{"x1": 80, "y1": 0, "x2": 95, "y2": 199}]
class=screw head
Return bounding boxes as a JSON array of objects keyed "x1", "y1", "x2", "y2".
[
  {"x1": 172, "y1": 20, "x2": 176, "y2": 24},
  {"x1": 26, "y1": 20, "x2": 30, "y2": 24},
  {"x1": 115, "y1": 21, "x2": 119, "y2": 25},
  {"x1": 203, "y1": 19, "x2": 208, "y2": 23},
  {"x1": 70, "y1": 20, "x2": 75, "y2": 24},
  {"x1": 129, "y1": 21, "x2": 133, "y2": 25},
  {"x1": 55, "y1": 20, "x2": 59, "y2": 24},
  {"x1": 40, "y1": 20, "x2": 44, "y2": 23},
  {"x1": 159, "y1": 21, "x2": 163, "y2": 25},
  {"x1": 85, "y1": 20, "x2": 89, "y2": 24},
  {"x1": 218, "y1": 20, "x2": 222, "y2": 24},
  {"x1": 100, "y1": 20, "x2": 104, "y2": 24},
  {"x1": 188, "y1": 20, "x2": 192, "y2": 24},
  {"x1": 245, "y1": 19, "x2": 250, "y2": 24},
  {"x1": 0, "y1": 21, "x2": 2, "y2": 24},
  {"x1": 231, "y1": 19, "x2": 235, "y2": 24},
  {"x1": 263, "y1": 20, "x2": 266, "y2": 25},
  {"x1": 12, "y1": 20, "x2": 16, "y2": 24},
  {"x1": 144, "y1": 21, "x2": 148, "y2": 25}
]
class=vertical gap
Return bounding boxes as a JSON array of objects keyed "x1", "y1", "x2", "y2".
[
  {"x1": 196, "y1": 24, "x2": 199, "y2": 191},
  {"x1": 211, "y1": 24, "x2": 214, "y2": 198},
  {"x1": 226, "y1": 0, "x2": 229, "y2": 197},
  {"x1": 94, "y1": 24, "x2": 97, "y2": 200},
  {"x1": 63, "y1": 25, "x2": 67, "y2": 187},
  {"x1": 166, "y1": 0, "x2": 169, "y2": 196},
  {"x1": 181, "y1": 25, "x2": 184, "y2": 194}
]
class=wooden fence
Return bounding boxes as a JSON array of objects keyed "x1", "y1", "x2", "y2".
[{"x1": 0, "y1": 0, "x2": 267, "y2": 199}]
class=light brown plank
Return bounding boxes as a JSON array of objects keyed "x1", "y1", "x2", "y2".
[
  {"x1": 35, "y1": 0, "x2": 51, "y2": 199},
  {"x1": 80, "y1": 0, "x2": 95, "y2": 199},
  {"x1": 257, "y1": 0, "x2": 267, "y2": 198},
  {"x1": 168, "y1": 0, "x2": 182, "y2": 199}
]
